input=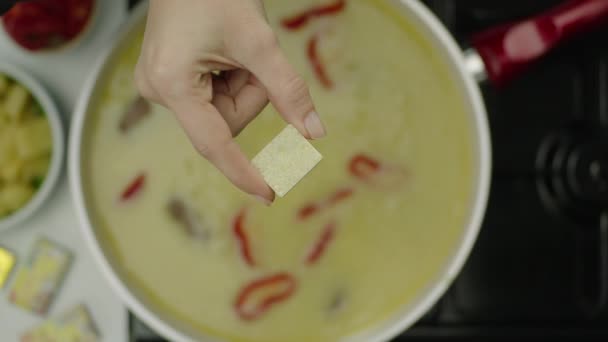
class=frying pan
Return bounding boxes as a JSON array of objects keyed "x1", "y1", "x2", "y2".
[{"x1": 68, "y1": 0, "x2": 608, "y2": 341}]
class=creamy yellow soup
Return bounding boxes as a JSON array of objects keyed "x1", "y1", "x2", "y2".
[{"x1": 84, "y1": 1, "x2": 475, "y2": 341}]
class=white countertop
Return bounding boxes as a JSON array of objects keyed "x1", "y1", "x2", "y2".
[{"x1": 0, "y1": 1, "x2": 130, "y2": 341}]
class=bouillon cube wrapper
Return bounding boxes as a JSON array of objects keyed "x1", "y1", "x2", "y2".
[
  {"x1": 9, "y1": 238, "x2": 72, "y2": 315},
  {"x1": 20, "y1": 304, "x2": 100, "y2": 342},
  {"x1": 0, "y1": 245, "x2": 16, "y2": 288}
]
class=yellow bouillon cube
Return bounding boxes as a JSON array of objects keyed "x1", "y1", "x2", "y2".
[{"x1": 252, "y1": 124, "x2": 322, "y2": 197}]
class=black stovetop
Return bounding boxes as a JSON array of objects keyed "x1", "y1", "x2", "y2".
[{"x1": 128, "y1": 1, "x2": 608, "y2": 341}]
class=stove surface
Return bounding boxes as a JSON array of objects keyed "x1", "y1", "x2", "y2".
[
  {"x1": 128, "y1": 0, "x2": 608, "y2": 341},
  {"x1": 399, "y1": 0, "x2": 608, "y2": 340}
]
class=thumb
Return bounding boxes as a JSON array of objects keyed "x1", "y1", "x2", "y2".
[{"x1": 243, "y1": 39, "x2": 326, "y2": 140}]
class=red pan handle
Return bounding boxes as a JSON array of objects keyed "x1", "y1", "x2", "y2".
[{"x1": 470, "y1": 0, "x2": 608, "y2": 86}]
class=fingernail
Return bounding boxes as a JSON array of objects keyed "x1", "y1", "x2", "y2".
[
  {"x1": 304, "y1": 111, "x2": 327, "y2": 139},
  {"x1": 254, "y1": 195, "x2": 272, "y2": 206}
]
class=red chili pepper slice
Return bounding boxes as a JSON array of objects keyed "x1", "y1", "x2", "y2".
[
  {"x1": 297, "y1": 187, "x2": 354, "y2": 221},
  {"x1": 307, "y1": 35, "x2": 333, "y2": 89},
  {"x1": 233, "y1": 209, "x2": 255, "y2": 267},
  {"x1": 348, "y1": 154, "x2": 410, "y2": 189},
  {"x1": 281, "y1": 0, "x2": 346, "y2": 30},
  {"x1": 306, "y1": 222, "x2": 336, "y2": 265},
  {"x1": 328, "y1": 187, "x2": 354, "y2": 205},
  {"x1": 348, "y1": 154, "x2": 381, "y2": 180},
  {"x1": 234, "y1": 272, "x2": 297, "y2": 321},
  {"x1": 298, "y1": 203, "x2": 320, "y2": 220},
  {"x1": 120, "y1": 173, "x2": 146, "y2": 201}
]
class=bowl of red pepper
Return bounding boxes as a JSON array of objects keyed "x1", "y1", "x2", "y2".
[{"x1": 1, "y1": 0, "x2": 96, "y2": 53}]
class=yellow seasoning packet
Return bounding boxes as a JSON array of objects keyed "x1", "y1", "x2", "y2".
[
  {"x1": 0, "y1": 246, "x2": 16, "y2": 288},
  {"x1": 252, "y1": 124, "x2": 323, "y2": 197},
  {"x1": 9, "y1": 237, "x2": 72, "y2": 315},
  {"x1": 21, "y1": 304, "x2": 100, "y2": 342}
]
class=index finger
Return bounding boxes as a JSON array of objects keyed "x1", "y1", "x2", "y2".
[{"x1": 169, "y1": 95, "x2": 274, "y2": 204}]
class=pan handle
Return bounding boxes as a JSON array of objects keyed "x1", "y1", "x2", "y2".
[{"x1": 465, "y1": 0, "x2": 608, "y2": 86}]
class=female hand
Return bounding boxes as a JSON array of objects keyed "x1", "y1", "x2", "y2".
[{"x1": 134, "y1": 0, "x2": 326, "y2": 204}]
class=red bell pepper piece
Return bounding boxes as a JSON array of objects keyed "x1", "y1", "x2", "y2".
[
  {"x1": 281, "y1": 0, "x2": 346, "y2": 30},
  {"x1": 2, "y1": 2, "x2": 63, "y2": 51},
  {"x1": 120, "y1": 173, "x2": 145, "y2": 201},
  {"x1": 348, "y1": 153, "x2": 409, "y2": 189},
  {"x1": 234, "y1": 272, "x2": 297, "y2": 321},
  {"x1": 307, "y1": 35, "x2": 333, "y2": 89},
  {"x1": 305, "y1": 221, "x2": 336, "y2": 265},
  {"x1": 64, "y1": 0, "x2": 93, "y2": 38},
  {"x1": 2, "y1": 0, "x2": 94, "y2": 51},
  {"x1": 328, "y1": 187, "x2": 354, "y2": 205},
  {"x1": 348, "y1": 154, "x2": 381, "y2": 180},
  {"x1": 233, "y1": 209, "x2": 255, "y2": 267},
  {"x1": 298, "y1": 203, "x2": 320, "y2": 220},
  {"x1": 297, "y1": 187, "x2": 354, "y2": 221}
]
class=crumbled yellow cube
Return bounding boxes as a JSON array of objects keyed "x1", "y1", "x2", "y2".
[
  {"x1": 0, "y1": 126, "x2": 17, "y2": 165},
  {"x1": 15, "y1": 117, "x2": 52, "y2": 159},
  {"x1": 0, "y1": 74, "x2": 8, "y2": 96},
  {"x1": 252, "y1": 124, "x2": 322, "y2": 197},
  {"x1": 20, "y1": 155, "x2": 51, "y2": 183},
  {"x1": 3, "y1": 83, "x2": 29, "y2": 121},
  {"x1": 0, "y1": 246, "x2": 16, "y2": 288},
  {"x1": 0, "y1": 109, "x2": 9, "y2": 128},
  {"x1": 1, "y1": 159, "x2": 23, "y2": 183}
]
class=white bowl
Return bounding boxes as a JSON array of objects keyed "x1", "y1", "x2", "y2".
[{"x1": 0, "y1": 61, "x2": 65, "y2": 233}]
